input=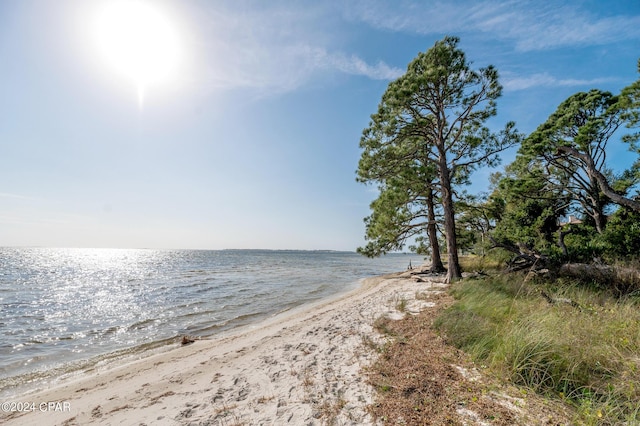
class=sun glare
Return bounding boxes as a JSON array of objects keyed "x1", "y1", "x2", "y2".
[{"x1": 92, "y1": 0, "x2": 182, "y2": 107}]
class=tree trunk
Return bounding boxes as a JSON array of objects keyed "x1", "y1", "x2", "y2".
[
  {"x1": 438, "y1": 154, "x2": 462, "y2": 282},
  {"x1": 557, "y1": 146, "x2": 640, "y2": 212},
  {"x1": 589, "y1": 177, "x2": 607, "y2": 234},
  {"x1": 557, "y1": 228, "x2": 573, "y2": 257},
  {"x1": 426, "y1": 186, "x2": 445, "y2": 273},
  {"x1": 593, "y1": 210, "x2": 606, "y2": 234}
]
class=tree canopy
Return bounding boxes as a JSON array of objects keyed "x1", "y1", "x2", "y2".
[
  {"x1": 467, "y1": 65, "x2": 640, "y2": 270},
  {"x1": 357, "y1": 38, "x2": 639, "y2": 281},
  {"x1": 357, "y1": 36, "x2": 520, "y2": 281},
  {"x1": 520, "y1": 89, "x2": 640, "y2": 229}
]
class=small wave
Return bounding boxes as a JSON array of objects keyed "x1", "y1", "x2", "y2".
[
  {"x1": 127, "y1": 318, "x2": 159, "y2": 331},
  {"x1": 84, "y1": 325, "x2": 126, "y2": 338},
  {"x1": 186, "y1": 311, "x2": 268, "y2": 336},
  {"x1": 0, "y1": 335, "x2": 179, "y2": 399},
  {"x1": 272, "y1": 299, "x2": 314, "y2": 315},
  {"x1": 171, "y1": 280, "x2": 221, "y2": 292},
  {"x1": 174, "y1": 309, "x2": 219, "y2": 321},
  {"x1": 194, "y1": 286, "x2": 220, "y2": 295},
  {"x1": 307, "y1": 283, "x2": 330, "y2": 296},
  {"x1": 14, "y1": 333, "x2": 79, "y2": 347}
]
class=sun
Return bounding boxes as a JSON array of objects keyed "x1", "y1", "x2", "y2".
[{"x1": 92, "y1": 0, "x2": 182, "y2": 106}]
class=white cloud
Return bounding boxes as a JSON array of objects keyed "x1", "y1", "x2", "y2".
[
  {"x1": 343, "y1": 0, "x2": 471, "y2": 34},
  {"x1": 502, "y1": 72, "x2": 616, "y2": 91},
  {"x1": 178, "y1": 1, "x2": 637, "y2": 95},
  {"x1": 499, "y1": 8, "x2": 640, "y2": 51},
  {"x1": 201, "y1": 43, "x2": 401, "y2": 94},
  {"x1": 328, "y1": 53, "x2": 404, "y2": 80},
  {"x1": 186, "y1": 1, "x2": 401, "y2": 94},
  {"x1": 344, "y1": 0, "x2": 640, "y2": 52}
]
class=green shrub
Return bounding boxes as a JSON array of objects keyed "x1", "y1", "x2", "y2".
[{"x1": 600, "y1": 208, "x2": 640, "y2": 260}]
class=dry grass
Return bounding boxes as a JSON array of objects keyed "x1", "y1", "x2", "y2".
[
  {"x1": 396, "y1": 296, "x2": 408, "y2": 312},
  {"x1": 415, "y1": 291, "x2": 432, "y2": 300},
  {"x1": 361, "y1": 334, "x2": 383, "y2": 353},
  {"x1": 366, "y1": 289, "x2": 571, "y2": 425},
  {"x1": 256, "y1": 395, "x2": 274, "y2": 404},
  {"x1": 302, "y1": 370, "x2": 315, "y2": 388},
  {"x1": 316, "y1": 395, "x2": 347, "y2": 425},
  {"x1": 459, "y1": 255, "x2": 505, "y2": 273},
  {"x1": 213, "y1": 403, "x2": 245, "y2": 426}
]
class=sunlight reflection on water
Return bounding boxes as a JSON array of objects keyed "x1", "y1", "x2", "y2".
[{"x1": 0, "y1": 248, "x2": 415, "y2": 393}]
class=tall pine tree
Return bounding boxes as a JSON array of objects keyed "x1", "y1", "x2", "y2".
[{"x1": 357, "y1": 36, "x2": 519, "y2": 281}]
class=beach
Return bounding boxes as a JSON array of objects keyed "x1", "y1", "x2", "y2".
[
  {"x1": 0, "y1": 249, "x2": 412, "y2": 391},
  {"x1": 2, "y1": 268, "x2": 576, "y2": 426},
  {"x1": 2, "y1": 270, "x2": 444, "y2": 425}
]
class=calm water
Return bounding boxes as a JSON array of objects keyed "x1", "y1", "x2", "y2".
[{"x1": 0, "y1": 248, "x2": 414, "y2": 394}]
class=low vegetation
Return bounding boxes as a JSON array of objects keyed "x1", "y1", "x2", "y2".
[
  {"x1": 366, "y1": 275, "x2": 573, "y2": 425},
  {"x1": 368, "y1": 295, "x2": 521, "y2": 425},
  {"x1": 433, "y1": 259, "x2": 640, "y2": 425}
]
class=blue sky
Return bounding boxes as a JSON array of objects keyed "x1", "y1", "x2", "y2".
[{"x1": 1, "y1": 0, "x2": 639, "y2": 250}]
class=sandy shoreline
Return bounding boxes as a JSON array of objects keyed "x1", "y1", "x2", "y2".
[{"x1": 1, "y1": 271, "x2": 445, "y2": 425}]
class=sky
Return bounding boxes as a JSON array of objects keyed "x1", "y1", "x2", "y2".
[{"x1": 0, "y1": 0, "x2": 639, "y2": 251}]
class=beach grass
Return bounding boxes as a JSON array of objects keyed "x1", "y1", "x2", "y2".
[
  {"x1": 434, "y1": 272, "x2": 640, "y2": 424},
  {"x1": 364, "y1": 291, "x2": 566, "y2": 425},
  {"x1": 459, "y1": 253, "x2": 507, "y2": 272}
]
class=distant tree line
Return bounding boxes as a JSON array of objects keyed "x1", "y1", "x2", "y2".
[{"x1": 357, "y1": 36, "x2": 640, "y2": 283}]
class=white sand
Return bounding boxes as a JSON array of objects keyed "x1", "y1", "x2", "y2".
[{"x1": 1, "y1": 271, "x2": 445, "y2": 425}]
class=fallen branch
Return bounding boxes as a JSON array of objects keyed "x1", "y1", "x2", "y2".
[
  {"x1": 540, "y1": 290, "x2": 581, "y2": 309},
  {"x1": 489, "y1": 236, "x2": 548, "y2": 273},
  {"x1": 558, "y1": 263, "x2": 640, "y2": 296}
]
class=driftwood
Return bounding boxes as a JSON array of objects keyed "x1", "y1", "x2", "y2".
[
  {"x1": 407, "y1": 267, "x2": 446, "y2": 282},
  {"x1": 560, "y1": 263, "x2": 611, "y2": 281},
  {"x1": 523, "y1": 267, "x2": 551, "y2": 283},
  {"x1": 558, "y1": 263, "x2": 640, "y2": 296},
  {"x1": 489, "y1": 237, "x2": 548, "y2": 273},
  {"x1": 506, "y1": 252, "x2": 548, "y2": 273},
  {"x1": 467, "y1": 270, "x2": 489, "y2": 277},
  {"x1": 181, "y1": 335, "x2": 196, "y2": 345},
  {"x1": 540, "y1": 290, "x2": 581, "y2": 309},
  {"x1": 412, "y1": 273, "x2": 443, "y2": 283}
]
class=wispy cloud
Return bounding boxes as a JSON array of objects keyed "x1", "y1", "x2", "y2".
[
  {"x1": 344, "y1": 0, "x2": 640, "y2": 52},
  {"x1": 489, "y1": 6, "x2": 640, "y2": 52},
  {"x1": 187, "y1": 1, "x2": 401, "y2": 94},
  {"x1": 328, "y1": 53, "x2": 403, "y2": 80},
  {"x1": 502, "y1": 73, "x2": 617, "y2": 91},
  {"x1": 203, "y1": 44, "x2": 401, "y2": 94},
  {"x1": 180, "y1": 1, "x2": 637, "y2": 95},
  {"x1": 343, "y1": 0, "x2": 474, "y2": 34},
  {"x1": 0, "y1": 192, "x2": 37, "y2": 201}
]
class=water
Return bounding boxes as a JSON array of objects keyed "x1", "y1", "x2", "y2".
[{"x1": 0, "y1": 248, "x2": 415, "y2": 394}]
